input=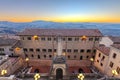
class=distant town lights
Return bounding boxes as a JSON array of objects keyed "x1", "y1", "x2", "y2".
[{"x1": 1, "y1": 69, "x2": 7, "y2": 76}]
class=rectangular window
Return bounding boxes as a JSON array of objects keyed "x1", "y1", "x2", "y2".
[
  {"x1": 95, "y1": 37, "x2": 99, "y2": 41},
  {"x1": 22, "y1": 37, "x2": 24, "y2": 40},
  {"x1": 87, "y1": 49, "x2": 91, "y2": 53},
  {"x1": 116, "y1": 67, "x2": 120, "y2": 74},
  {"x1": 36, "y1": 49, "x2": 40, "y2": 52},
  {"x1": 48, "y1": 49, "x2": 52, "y2": 52},
  {"x1": 109, "y1": 61, "x2": 114, "y2": 68},
  {"x1": 62, "y1": 37, "x2": 66, "y2": 41},
  {"x1": 89, "y1": 37, "x2": 93, "y2": 41},
  {"x1": 75, "y1": 37, "x2": 79, "y2": 41},
  {"x1": 74, "y1": 49, "x2": 78, "y2": 53},
  {"x1": 42, "y1": 49, "x2": 46, "y2": 52},
  {"x1": 62, "y1": 49, "x2": 66, "y2": 52},
  {"x1": 80, "y1": 49, "x2": 84, "y2": 53},
  {"x1": 0, "y1": 48, "x2": 4, "y2": 51},
  {"x1": 93, "y1": 49, "x2": 96, "y2": 53},
  {"x1": 27, "y1": 37, "x2": 31, "y2": 40},
  {"x1": 98, "y1": 53, "x2": 101, "y2": 57},
  {"x1": 67, "y1": 49, "x2": 71, "y2": 52},
  {"x1": 23, "y1": 48, "x2": 27, "y2": 52},
  {"x1": 41, "y1": 37, "x2": 45, "y2": 41},
  {"x1": 68, "y1": 38, "x2": 72, "y2": 41},
  {"x1": 9, "y1": 48, "x2": 13, "y2": 51},
  {"x1": 29, "y1": 48, "x2": 34, "y2": 52},
  {"x1": 101, "y1": 56, "x2": 105, "y2": 61},
  {"x1": 48, "y1": 37, "x2": 51, "y2": 41},
  {"x1": 54, "y1": 38, "x2": 56, "y2": 41},
  {"x1": 54, "y1": 49, "x2": 57, "y2": 52},
  {"x1": 113, "y1": 53, "x2": 117, "y2": 59}
]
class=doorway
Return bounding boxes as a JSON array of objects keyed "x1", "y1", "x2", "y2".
[{"x1": 56, "y1": 68, "x2": 63, "y2": 80}]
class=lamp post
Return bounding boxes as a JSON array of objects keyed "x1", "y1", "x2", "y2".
[
  {"x1": 78, "y1": 73, "x2": 84, "y2": 80},
  {"x1": 34, "y1": 73, "x2": 40, "y2": 80},
  {"x1": 1, "y1": 69, "x2": 7, "y2": 76},
  {"x1": 112, "y1": 70, "x2": 118, "y2": 77},
  {"x1": 25, "y1": 58, "x2": 29, "y2": 67}
]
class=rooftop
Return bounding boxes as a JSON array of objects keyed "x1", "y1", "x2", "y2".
[
  {"x1": 0, "y1": 38, "x2": 17, "y2": 46},
  {"x1": 111, "y1": 44, "x2": 120, "y2": 49},
  {"x1": 109, "y1": 36, "x2": 120, "y2": 44},
  {"x1": 96, "y1": 45, "x2": 110, "y2": 56},
  {"x1": 17, "y1": 29, "x2": 103, "y2": 37}
]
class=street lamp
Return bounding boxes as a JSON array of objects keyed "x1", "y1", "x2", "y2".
[
  {"x1": 112, "y1": 70, "x2": 118, "y2": 77},
  {"x1": 25, "y1": 57, "x2": 29, "y2": 67},
  {"x1": 34, "y1": 73, "x2": 40, "y2": 80},
  {"x1": 1, "y1": 69, "x2": 7, "y2": 76},
  {"x1": 78, "y1": 73, "x2": 84, "y2": 80}
]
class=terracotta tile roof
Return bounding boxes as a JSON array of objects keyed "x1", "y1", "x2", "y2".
[
  {"x1": 111, "y1": 44, "x2": 120, "y2": 49},
  {"x1": 109, "y1": 36, "x2": 120, "y2": 44},
  {"x1": 17, "y1": 29, "x2": 103, "y2": 37},
  {"x1": 96, "y1": 45, "x2": 110, "y2": 56},
  {"x1": 0, "y1": 38, "x2": 17, "y2": 46}
]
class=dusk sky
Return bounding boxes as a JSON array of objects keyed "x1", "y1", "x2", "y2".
[{"x1": 0, "y1": 0, "x2": 120, "y2": 23}]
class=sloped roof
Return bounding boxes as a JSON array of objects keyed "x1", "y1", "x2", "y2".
[
  {"x1": 111, "y1": 44, "x2": 120, "y2": 49},
  {"x1": 0, "y1": 38, "x2": 17, "y2": 46},
  {"x1": 109, "y1": 36, "x2": 120, "y2": 44},
  {"x1": 96, "y1": 45, "x2": 110, "y2": 56},
  {"x1": 17, "y1": 28, "x2": 103, "y2": 37}
]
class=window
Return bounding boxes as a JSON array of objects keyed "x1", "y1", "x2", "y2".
[
  {"x1": 116, "y1": 67, "x2": 120, "y2": 74},
  {"x1": 44, "y1": 55, "x2": 46, "y2": 58},
  {"x1": 74, "y1": 55, "x2": 76, "y2": 58},
  {"x1": 93, "y1": 49, "x2": 96, "y2": 53},
  {"x1": 86, "y1": 56, "x2": 89, "y2": 59},
  {"x1": 25, "y1": 54, "x2": 28, "y2": 57},
  {"x1": 23, "y1": 48, "x2": 28, "y2": 52},
  {"x1": 97, "y1": 60, "x2": 99, "y2": 63},
  {"x1": 48, "y1": 49, "x2": 52, "y2": 52},
  {"x1": 80, "y1": 56, "x2": 83, "y2": 60},
  {"x1": 68, "y1": 38, "x2": 72, "y2": 41},
  {"x1": 29, "y1": 48, "x2": 34, "y2": 52},
  {"x1": 62, "y1": 37, "x2": 66, "y2": 41},
  {"x1": 89, "y1": 38, "x2": 93, "y2": 41},
  {"x1": 54, "y1": 38, "x2": 56, "y2": 41},
  {"x1": 38, "y1": 55, "x2": 40, "y2": 59},
  {"x1": 0, "y1": 48, "x2": 4, "y2": 51},
  {"x1": 42, "y1": 49, "x2": 46, "y2": 52},
  {"x1": 75, "y1": 37, "x2": 79, "y2": 41},
  {"x1": 27, "y1": 37, "x2": 31, "y2": 40},
  {"x1": 9, "y1": 48, "x2": 13, "y2": 51},
  {"x1": 22, "y1": 37, "x2": 24, "y2": 40},
  {"x1": 41, "y1": 37, "x2": 45, "y2": 41},
  {"x1": 101, "y1": 56, "x2": 105, "y2": 61},
  {"x1": 48, "y1": 37, "x2": 51, "y2": 41},
  {"x1": 67, "y1": 49, "x2": 71, "y2": 52},
  {"x1": 80, "y1": 49, "x2": 84, "y2": 53},
  {"x1": 87, "y1": 49, "x2": 91, "y2": 53},
  {"x1": 109, "y1": 62, "x2": 114, "y2": 68},
  {"x1": 31, "y1": 54, "x2": 34, "y2": 57},
  {"x1": 98, "y1": 53, "x2": 101, "y2": 57},
  {"x1": 113, "y1": 53, "x2": 117, "y2": 59},
  {"x1": 62, "y1": 49, "x2": 66, "y2": 52},
  {"x1": 36, "y1": 49, "x2": 40, "y2": 52},
  {"x1": 54, "y1": 49, "x2": 57, "y2": 52},
  {"x1": 74, "y1": 49, "x2": 78, "y2": 53},
  {"x1": 68, "y1": 55, "x2": 70, "y2": 59},
  {"x1": 95, "y1": 37, "x2": 99, "y2": 41},
  {"x1": 49, "y1": 55, "x2": 52, "y2": 58},
  {"x1": 100, "y1": 63, "x2": 103, "y2": 66},
  {"x1": 33, "y1": 36, "x2": 39, "y2": 40}
]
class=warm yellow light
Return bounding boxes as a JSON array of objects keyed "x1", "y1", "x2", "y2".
[
  {"x1": 1, "y1": 70, "x2": 7, "y2": 75},
  {"x1": 90, "y1": 58, "x2": 94, "y2": 62},
  {"x1": 34, "y1": 73, "x2": 40, "y2": 80},
  {"x1": 33, "y1": 35, "x2": 39, "y2": 40},
  {"x1": 81, "y1": 36, "x2": 87, "y2": 41},
  {"x1": 62, "y1": 52, "x2": 66, "y2": 56},
  {"x1": 25, "y1": 58, "x2": 29, "y2": 61},
  {"x1": 15, "y1": 47, "x2": 20, "y2": 51},
  {"x1": 112, "y1": 70, "x2": 118, "y2": 76},
  {"x1": 78, "y1": 73, "x2": 84, "y2": 80}
]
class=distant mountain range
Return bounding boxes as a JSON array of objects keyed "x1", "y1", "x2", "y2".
[{"x1": 0, "y1": 20, "x2": 120, "y2": 36}]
